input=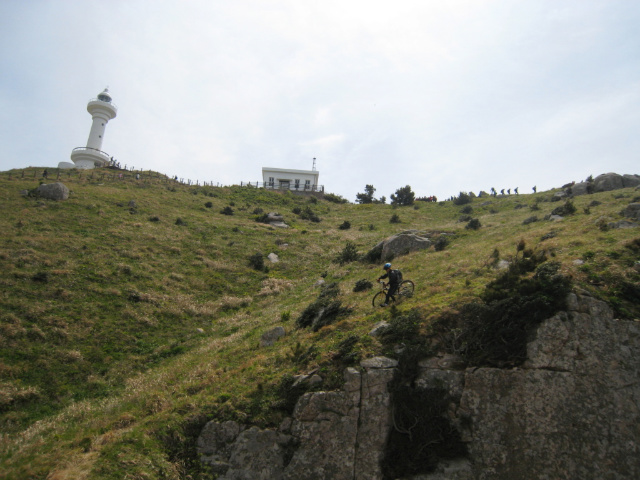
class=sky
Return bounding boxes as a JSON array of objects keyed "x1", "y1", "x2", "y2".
[{"x1": 1, "y1": 0, "x2": 639, "y2": 202}]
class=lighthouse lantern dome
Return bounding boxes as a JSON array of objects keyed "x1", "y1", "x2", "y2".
[{"x1": 97, "y1": 88, "x2": 112, "y2": 103}]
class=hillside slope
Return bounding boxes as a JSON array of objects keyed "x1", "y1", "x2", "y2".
[{"x1": 0, "y1": 168, "x2": 638, "y2": 479}]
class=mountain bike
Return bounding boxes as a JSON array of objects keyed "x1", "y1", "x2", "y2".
[{"x1": 372, "y1": 280, "x2": 415, "y2": 307}]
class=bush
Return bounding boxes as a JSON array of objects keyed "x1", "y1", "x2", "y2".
[
  {"x1": 390, "y1": 214, "x2": 401, "y2": 224},
  {"x1": 460, "y1": 205, "x2": 473, "y2": 214},
  {"x1": 551, "y1": 200, "x2": 577, "y2": 216},
  {"x1": 433, "y1": 236, "x2": 450, "y2": 252},
  {"x1": 453, "y1": 192, "x2": 472, "y2": 205},
  {"x1": 248, "y1": 252, "x2": 266, "y2": 271},
  {"x1": 204, "y1": 201, "x2": 213, "y2": 208},
  {"x1": 300, "y1": 206, "x2": 321, "y2": 222},
  {"x1": 220, "y1": 206, "x2": 234, "y2": 215},
  {"x1": 324, "y1": 193, "x2": 348, "y2": 204},
  {"x1": 432, "y1": 253, "x2": 571, "y2": 368},
  {"x1": 335, "y1": 241, "x2": 359, "y2": 265},
  {"x1": 338, "y1": 220, "x2": 351, "y2": 230},
  {"x1": 296, "y1": 283, "x2": 351, "y2": 331},
  {"x1": 522, "y1": 216, "x2": 538, "y2": 225},
  {"x1": 175, "y1": 217, "x2": 187, "y2": 226},
  {"x1": 465, "y1": 218, "x2": 481, "y2": 230},
  {"x1": 353, "y1": 279, "x2": 373, "y2": 292}
]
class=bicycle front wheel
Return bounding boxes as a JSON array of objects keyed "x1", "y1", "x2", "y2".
[
  {"x1": 372, "y1": 291, "x2": 387, "y2": 307},
  {"x1": 399, "y1": 280, "x2": 414, "y2": 297}
]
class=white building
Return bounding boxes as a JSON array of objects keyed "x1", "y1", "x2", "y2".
[
  {"x1": 61, "y1": 88, "x2": 118, "y2": 169},
  {"x1": 261, "y1": 167, "x2": 321, "y2": 192}
]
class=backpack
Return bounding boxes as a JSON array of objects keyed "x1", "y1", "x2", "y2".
[{"x1": 389, "y1": 269, "x2": 402, "y2": 284}]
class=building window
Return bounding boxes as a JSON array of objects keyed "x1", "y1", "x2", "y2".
[
  {"x1": 295, "y1": 179, "x2": 300, "y2": 189},
  {"x1": 268, "y1": 177, "x2": 274, "y2": 187},
  {"x1": 305, "y1": 180, "x2": 311, "y2": 190}
]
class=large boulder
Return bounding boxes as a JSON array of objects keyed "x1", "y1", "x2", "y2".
[
  {"x1": 593, "y1": 172, "x2": 624, "y2": 192},
  {"x1": 35, "y1": 182, "x2": 69, "y2": 201},
  {"x1": 622, "y1": 174, "x2": 640, "y2": 188},
  {"x1": 591, "y1": 172, "x2": 640, "y2": 192},
  {"x1": 377, "y1": 231, "x2": 432, "y2": 262}
]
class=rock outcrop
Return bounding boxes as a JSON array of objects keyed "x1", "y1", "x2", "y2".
[
  {"x1": 371, "y1": 230, "x2": 433, "y2": 262},
  {"x1": 198, "y1": 293, "x2": 640, "y2": 479},
  {"x1": 566, "y1": 173, "x2": 640, "y2": 197},
  {"x1": 35, "y1": 182, "x2": 69, "y2": 201}
]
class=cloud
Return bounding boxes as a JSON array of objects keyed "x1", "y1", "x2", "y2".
[{"x1": 1, "y1": 0, "x2": 639, "y2": 201}]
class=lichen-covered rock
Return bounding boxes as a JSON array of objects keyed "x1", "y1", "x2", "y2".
[
  {"x1": 378, "y1": 231, "x2": 432, "y2": 261},
  {"x1": 35, "y1": 182, "x2": 69, "y2": 200},
  {"x1": 456, "y1": 293, "x2": 640, "y2": 480},
  {"x1": 621, "y1": 203, "x2": 640, "y2": 221},
  {"x1": 197, "y1": 295, "x2": 640, "y2": 480}
]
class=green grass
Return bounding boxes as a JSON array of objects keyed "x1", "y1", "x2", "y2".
[{"x1": 0, "y1": 167, "x2": 638, "y2": 479}]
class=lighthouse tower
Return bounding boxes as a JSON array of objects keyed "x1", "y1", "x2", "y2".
[{"x1": 67, "y1": 88, "x2": 118, "y2": 169}]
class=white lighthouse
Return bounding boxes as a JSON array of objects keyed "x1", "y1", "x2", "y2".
[{"x1": 63, "y1": 88, "x2": 118, "y2": 169}]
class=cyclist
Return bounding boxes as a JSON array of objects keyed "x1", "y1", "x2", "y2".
[{"x1": 377, "y1": 262, "x2": 401, "y2": 307}]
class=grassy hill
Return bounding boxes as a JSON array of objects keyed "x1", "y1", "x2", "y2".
[{"x1": 0, "y1": 167, "x2": 638, "y2": 479}]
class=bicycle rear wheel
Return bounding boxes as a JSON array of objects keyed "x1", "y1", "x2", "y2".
[
  {"x1": 399, "y1": 280, "x2": 414, "y2": 297},
  {"x1": 372, "y1": 291, "x2": 387, "y2": 307}
]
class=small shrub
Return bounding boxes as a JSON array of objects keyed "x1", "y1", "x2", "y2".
[
  {"x1": 252, "y1": 207, "x2": 264, "y2": 215},
  {"x1": 353, "y1": 279, "x2": 373, "y2": 292},
  {"x1": 175, "y1": 217, "x2": 187, "y2": 226},
  {"x1": 204, "y1": 201, "x2": 213, "y2": 208},
  {"x1": 296, "y1": 283, "x2": 351, "y2": 331},
  {"x1": 300, "y1": 206, "x2": 320, "y2": 222},
  {"x1": 338, "y1": 220, "x2": 351, "y2": 230},
  {"x1": 460, "y1": 205, "x2": 473, "y2": 214},
  {"x1": 458, "y1": 215, "x2": 472, "y2": 222},
  {"x1": 390, "y1": 214, "x2": 401, "y2": 224},
  {"x1": 433, "y1": 236, "x2": 450, "y2": 252},
  {"x1": 292, "y1": 207, "x2": 302, "y2": 215},
  {"x1": 324, "y1": 193, "x2": 348, "y2": 204},
  {"x1": 335, "y1": 241, "x2": 359, "y2": 265},
  {"x1": 522, "y1": 216, "x2": 538, "y2": 225},
  {"x1": 465, "y1": 218, "x2": 481, "y2": 230},
  {"x1": 149, "y1": 216, "x2": 160, "y2": 222},
  {"x1": 551, "y1": 200, "x2": 577, "y2": 216},
  {"x1": 332, "y1": 334, "x2": 360, "y2": 366},
  {"x1": 248, "y1": 252, "x2": 266, "y2": 271},
  {"x1": 453, "y1": 192, "x2": 472, "y2": 205},
  {"x1": 220, "y1": 206, "x2": 234, "y2": 215}
]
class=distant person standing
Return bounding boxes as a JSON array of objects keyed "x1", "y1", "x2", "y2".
[{"x1": 42, "y1": 169, "x2": 48, "y2": 179}]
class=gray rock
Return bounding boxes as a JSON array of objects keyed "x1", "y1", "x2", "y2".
[
  {"x1": 621, "y1": 203, "x2": 640, "y2": 221},
  {"x1": 622, "y1": 174, "x2": 640, "y2": 188},
  {"x1": 360, "y1": 356, "x2": 398, "y2": 369},
  {"x1": 35, "y1": 182, "x2": 69, "y2": 201},
  {"x1": 260, "y1": 326, "x2": 285, "y2": 347},
  {"x1": 379, "y1": 232, "x2": 432, "y2": 261},
  {"x1": 267, "y1": 252, "x2": 279, "y2": 263},
  {"x1": 198, "y1": 295, "x2": 640, "y2": 480},
  {"x1": 608, "y1": 220, "x2": 638, "y2": 229},
  {"x1": 369, "y1": 321, "x2": 390, "y2": 337},
  {"x1": 593, "y1": 172, "x2": 625, "y2": 192}
]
